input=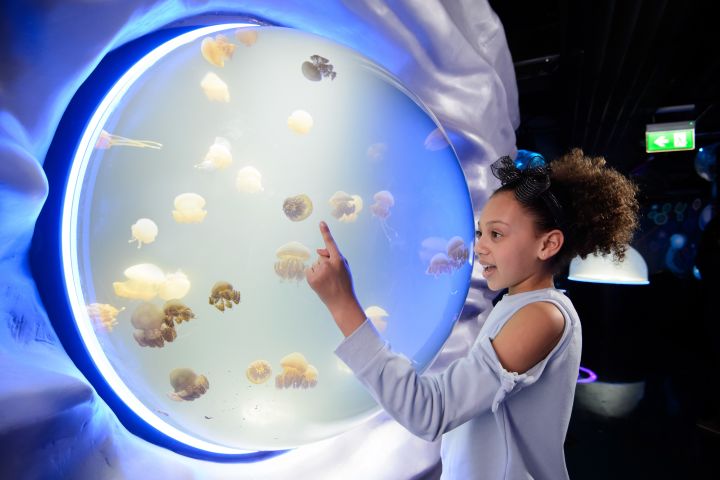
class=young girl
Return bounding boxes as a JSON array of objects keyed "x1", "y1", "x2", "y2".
[{"x1": 306, "y1": 148, "x2": 639, "y2": 479}]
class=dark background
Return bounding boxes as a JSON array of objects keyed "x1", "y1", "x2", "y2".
[{"x1": 488, "y1": 1, "x2": 719, "y2": 478}]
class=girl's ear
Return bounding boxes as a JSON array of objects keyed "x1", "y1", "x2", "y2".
[{"x1": 538, "y1": 229, "x2": 564, "y2": 260}]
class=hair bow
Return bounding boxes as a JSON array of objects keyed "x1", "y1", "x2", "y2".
[{"x1": 490, "y1": 154, "x2": 551, "y2": 203}]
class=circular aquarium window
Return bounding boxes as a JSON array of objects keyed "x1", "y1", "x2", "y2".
[{"x1": 55, "y1": 23, "x2": 474, "y2": 455}]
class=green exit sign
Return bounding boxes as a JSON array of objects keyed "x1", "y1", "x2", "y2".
[{"x1": 646, "y1": 121, "x2": 695, "y2": 153}]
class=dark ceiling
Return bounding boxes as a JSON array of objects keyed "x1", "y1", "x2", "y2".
[{"x1": 489, "y1": 0, "x2": 719, "y2": 201}]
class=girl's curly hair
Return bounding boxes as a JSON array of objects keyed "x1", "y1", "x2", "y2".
[{"x1": 495, "y1": 148, "x2": 640, "y2": 272}]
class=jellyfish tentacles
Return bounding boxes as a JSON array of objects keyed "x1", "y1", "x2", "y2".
[
  {"x1": 275, "y1": 352, "x2": 318, "y2": 389},
  {"x1": 87, "y1": 303, "x2": 125, "y2": 331},
  {"x1": 209, "y1": 281, "x2": 241, "y2": 312},
  {"x1": 163, "y1": 300, "x2": 196, "y2": 325},
  {"x1": 95, "y1": 130, "x2": 162, "y2": 150},
  {"x1": 371, "y1": 190, "x2": 399, "y2": 242}
]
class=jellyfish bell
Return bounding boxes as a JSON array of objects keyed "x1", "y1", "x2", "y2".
[
  {"x1": 131, "y1": 302, "x2": 176, "y2": 348},
  {"x1": 364, "y1": 305, "x2": 389, "y2": 333},
  {"x1": 301, "y1": 61, "x2": 322, "y2": 81},
  {"x1": 446, "y1": 236, "x2": 469, "y2": 268},
  {"x1": 168, "y1": 368, "x2": 209, "y2": 401},
  {"x1": 426, "y1": 252, "x2": 454, "y2": 277},
  {"x1": 287, "y1": 110, "x2": 314, "y2": 134},
  {"x1": 371, "y1": 190, "x2": 394, "y2": 219},
  {"x1": 200, "y1": 34, "x2": 235, "y2": 67},
  {"x1": 282, "y1": 194, "x2": 314, "y2": 222},
  {"x1": 303, "y1": 54, "x2": 337, "y2": 81},
  {"x1": 423, "y1": 127, "x2": 450, "y2": 151},
  {"x1": 158, "y1": 270, "x2": 191, "y2": 301},
  {"x1": 113, "y1": 263, "x2": 165, "y2": 300},
  {"x1": 200, "y1": 72, "x2": 230, "y2": 102},
  {"x1": 235, "y1": 166, "x2": 264, "y2": 193},
  {"x1": 86, "y1": 303, "x2": 125, "y2": 331},
  {"x1": 329, "y1": 191, "x2": 363, "y2": 222},
  {"x1": 274, "y1": 241, "x2": 311, "y2": 282},
  {"x1": 172, "y1": 193, "x2": 207, "y2": 223},
  {"x1": 366, "y1": 142, "x2": 387, "y2": 161},
  {"x1": 235, "y1": 28, "x2": 258, "y2": 46},
  {"x1": 128, "y1": 218, "x2": 158, "y2": 248},
  {"x1": 195, "y1": 137, "x2": 232, "y2": 171},
  {"x1": 246, "y1": 360, "x2": 273, "y2": 384}
]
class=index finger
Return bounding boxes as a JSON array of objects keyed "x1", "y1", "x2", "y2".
[{"x1": 319, "y1": 221, "x2": 341, "y2": 257}]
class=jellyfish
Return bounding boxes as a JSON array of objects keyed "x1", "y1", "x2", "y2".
[
  {"x1": 366, "y1": 142, "x2": 387, "y2": 161},
  {"x1": 423, "y1": 127, "x2": 449, "y2": 151},
  {"x1": 426, "y1": 252, "x2": 454, "y2": 277},
  {"x1": 95, "y1": 130, "x2": 162, "y2": 150},
  {"x1": 163, "y1": 299, "x2": 195, "y2": 325},
  {"x1": 274, "y1": 241, "x2": 311, "y2": 282},
  {"x1": 113, "y1": 263, "x2": 166, "y2": 300},
  {"x1": 371, "y1": 190, "x2": 398, "y2": 241},
  {"x1": 200, "y1": 72, "x2": 230, "y2": 102},
  {"x1": 235, "y1": 166, "x2": 264, "y2": 193},
  {"x1": 158, "y1": 270, "x2": 191, "y2": 301},
  {"x1": 168, "y1": 368, "x2": 209, "y2": 401},
  {"x1": 246, "y1": 360, "x2": 273, "y2": 384},
  {"x1": 86, "y1": 303, "x2": 125, "y2": 331},
  {"x1": 301, "y1": 54, "x2": 336, "y2": 81},
  {"x1": 131, "y1": 302, "x2": 176, "y2": 348},
  {"x1": 446, "y1": 236, "x2": 469, "y2": 269},
  {"x1": 283, "y1": 194, "x2": 313, "y2": 222},
  {"x1": 172, "y1": 193, "x2": 207, "y2": 223},
  {"x1": 235, "y1": 28, "x2": 258, "y2": 47},
  {"x1": 208, "y1": 281, "x2": 241, "y2": 312},
  {"x1": 287, "y1": 110, "x2": 313, "y2": 134},
  {"x1": 128, "y1": 218, "x2": 158, "y2": 248},
  {"x1": 200, "y1": 34, "x2": 235, "y2": 67},
  {"x1": 195, "y1": 137, "x2": 232, "y2": 171},
  {"x1": 329, "y1": 191, "x2": 363, "y2": 223},
  {"x1": 364, "y1": 305, "x2": 389, "y2": 333},
  {"x1": 275, "y1": 352, "x2": 318, "y2": 389}
]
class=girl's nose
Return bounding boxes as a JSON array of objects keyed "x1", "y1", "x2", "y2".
[{"x1": 474, "y1": 235, "x2": 487, "y2": 255}]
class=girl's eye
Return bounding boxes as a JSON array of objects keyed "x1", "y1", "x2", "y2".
[
  {"x1": 475, "y1": 230, "x2": 481, "y2": 238},
  {"x1": 491, "y1": 231, "x2": 502, "y2": 239}
]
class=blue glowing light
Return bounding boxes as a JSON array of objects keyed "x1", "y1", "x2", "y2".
[{"x1": 577, "y1": 366, "x2": 598, "y2": 384}]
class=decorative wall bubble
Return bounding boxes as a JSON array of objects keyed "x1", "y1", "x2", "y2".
[{"x1": 61, "y1": 24, "x2": 474, "y2": 454}]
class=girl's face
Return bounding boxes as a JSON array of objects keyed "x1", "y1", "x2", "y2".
[{"x1": 474, "y1": 190, "x2": 555, "y2": 295}]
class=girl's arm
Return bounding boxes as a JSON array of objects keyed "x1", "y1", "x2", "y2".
[{"x1": 306, "y1": 222, "x2": 566, "y2": 441}]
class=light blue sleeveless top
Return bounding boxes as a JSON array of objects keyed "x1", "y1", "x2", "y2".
[{"x1": 335, "y1": 287, "x2": 582, "y2": 479}]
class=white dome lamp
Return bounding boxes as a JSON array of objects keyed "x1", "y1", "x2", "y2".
[{"x1": 568, "y1": 246, "x2": 649, "y2": 285}]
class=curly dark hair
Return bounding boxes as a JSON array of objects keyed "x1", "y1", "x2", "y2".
[{"x1": 495, "y1": 148, "x2": 639, "y2": 272}]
